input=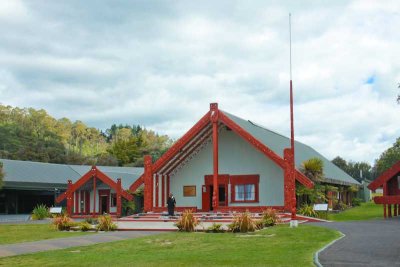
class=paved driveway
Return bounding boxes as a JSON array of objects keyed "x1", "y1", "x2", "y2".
[{"x1": 312, "y1": 217, "x2": 400, "y2": 267}]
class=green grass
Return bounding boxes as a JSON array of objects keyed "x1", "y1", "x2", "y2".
[
  {"x1": 0, "y1": 225, "x2": 340, "y2": 267},
  {"x1": 328, "y1": 202, "x2": 382, "y2": 221},
  {"x1": 0, "y1": 224, "x2": 92, "y2": 245}
]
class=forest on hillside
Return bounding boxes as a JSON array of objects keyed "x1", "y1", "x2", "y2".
[{"x1": 0, "y1": 104, "x2": 173, "y2": 166}]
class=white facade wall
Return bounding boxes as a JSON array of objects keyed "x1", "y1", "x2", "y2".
[
  {"x1": 170, "y1": 128, "x2": 284, "y2": 209},
  {"x1": 72, "y1": 186, "x2": 117, "y2": 214}
]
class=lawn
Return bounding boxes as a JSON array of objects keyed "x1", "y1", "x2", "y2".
[
  {"x1": 328, "y1": 202, "x2": 382, "y2": 221},
  {"x1": 0, "y1": 224, "x2": 340, "y2": 267},
  {"x1": 0, "y1": 224, "x2": 92, "y2": 245}
]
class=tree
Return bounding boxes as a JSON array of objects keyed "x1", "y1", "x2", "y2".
[
  {"x1": 332, "y1": 156, "x2": 348, "y2": 173},
  {"x1": 332, "y1": 156, "x2": 372, "y2": 182},
  {"x1": 301, "y1": 157, "x2": 324, "y2": 182},
  {"x1": 374, "y1": 137, "x2": 400, "y2": 176}
]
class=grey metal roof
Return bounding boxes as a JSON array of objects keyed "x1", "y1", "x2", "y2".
[
  {"x1": 222, "y1": 111, "x2": 360, "y2": 185},
  {"x1": 0, "y1": 159, "x2": 143, "y2": 190}
]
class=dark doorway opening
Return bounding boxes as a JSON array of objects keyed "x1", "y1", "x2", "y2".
[{"x1": 100, "y1": 196, "x2": 108, "y2": 214}]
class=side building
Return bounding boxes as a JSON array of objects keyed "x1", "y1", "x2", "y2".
[{"x1": 0, "y1": 159, "x2": 143, "y2": 215}]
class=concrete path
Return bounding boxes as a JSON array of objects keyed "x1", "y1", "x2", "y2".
[
  {"x1": 0, "y1": 215, "x2": 31, "y2": 223},
  {"x1": 312, "y1": 216, "x2": 400, "y2": 267},
  {"x1": 0, "y1": 231, "x2": 160, "y2": 258}
]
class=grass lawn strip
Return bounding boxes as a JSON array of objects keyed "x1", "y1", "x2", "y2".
[
  {"x1": 328, "y1": 202, "x2": 382, "y2": 222},
  {"x1": 0, "y1": 224, "x2": 92, "y2": 245},
  {"x1": 0, "y1": 225, "x2": 340, "y2": 267}
]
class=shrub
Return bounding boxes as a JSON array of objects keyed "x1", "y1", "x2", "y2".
[
  {"x1": 96, "y1": 215, "x2": 117, "y2": 231},
  {"x1": 79, "y1": 222, "x2": 92, "y2": 231},
  {"x1": 298, "y1": 204, "x2": 317, "y2": 218},
  {"x1": 206, "y1": 223, "x2": 224, "y2": 233},
  {"x1": 175, "y1": 209, "x2": 199, "y2": 232},
  {"x1": 53, "y1": 214, "x2": 74, "y2": 231},
  {"x1": 335, "y1": 202, "x2": 348, "y2": 211},
  {"x1": 261, "y1": 208, "x2": 280, "y2": 227},
  {"x1": 32, "y1": 204, "x2": 50, "y2": 220},
  {"x1": 85, "y1": 217, "x2": 99, "y2": 225},
  {"x1": 352, "y1": 198, "x2": 362, "y2": 206},
  {"x1": 255, "y1": 219, "x2": 264, "y2": 230},
  {"x1": 228, "y1": 211, "x2": 256, "y2": 233}
]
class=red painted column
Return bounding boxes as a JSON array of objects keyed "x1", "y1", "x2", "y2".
[
  {"x1": 116, "y1": 178, "x2": 122, "y2": 217},
  {"x1": 74, "y1": 191, "x2": 79, "y2": 214},
  {"x1": 162, "y1": 175, "x2": 165, "y2": 208},
  {"x1": 210, "y1": 103, "x2": 219, "y2": 211},
  {"x1": 383, "y1": 182, "x2": 388, "y2": 219},
  {"x1": 143, "y1": 155, "x2": 153, "y2": 212},
  {"x1": 155, "y1": 174, "x2": 159, "y2": 208},
  {"x1": 383, "y1": 204, "x2": 387, "y2": 218},
  {"x1": 67, "y1": 180, "x2": 73, "y2": 215},
  {"x1": 93, "y1": 176, "x2": 96, "y2": 216}
]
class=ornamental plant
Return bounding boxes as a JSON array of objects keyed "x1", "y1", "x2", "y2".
[
  {"x1": 261, "y1": 208, "x2": 280, "y2": 227},
  {"x1": 206, "y1": 223, "x2": 224, "y2": 233},
  {"x1": 79, "y1": 222, "x2": 93, "y2": 231},
  {"x1": 96, "y1": 215, "x2": 117, "y2": 231},
  {"x1": 228, "y1": 211, "x2": 257, "y2": 233},
  {"x1": 31, "y1": 204, "x2": 50, "y2": 220},
  {"x1": 298, "y1": 204, "x2": 317, "y2": 218},
  {"x1": 175, "y1": 209, "x2": 199, "y2": 232},
  {"x1": 52, "y1": 213, "x2": 74, "y2": 231}
]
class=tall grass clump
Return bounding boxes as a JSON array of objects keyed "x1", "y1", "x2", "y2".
[
  {"x1": 228, "y1": 211, "x2": 257, "y2": 233},
  {"x1": 175, "y1": 209, "x2": 199, "y2": 232},
  {"x1": 52, "y1": 213, "x2": 74, "y2": 231},
  {"x1": 96, "y1": 215, "x2": 117, "y2": 231},
  {"x1": 31, "y1": 204, "x2": 50, "y2": 220},
  {"x1": 261, "y1": 208, "x2": 280, "y2": 227}
]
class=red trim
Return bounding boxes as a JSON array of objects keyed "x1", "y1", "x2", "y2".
[
  {"x1": 369, "y1": 161, "x2": 400, "y2": 191},
  {"x1": 129, "y1": 176, "x2": 144, "y2": 192},
  {"x1": 152, "y1": 206, "x2": 198, "y2": 212},
  {"x1": 204, "y1": 174, "x2": 229, "y2": 207},
  {"x1": 374, "y1": 195, "x2": 400, "y2": 204},
  {"x1": 230, "y1": 175, "x2": 260, "y2": 203}
]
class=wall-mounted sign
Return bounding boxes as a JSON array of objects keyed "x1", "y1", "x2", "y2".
[{"x1": 183, "y1": 186, "x2": 196, "y2": 197}]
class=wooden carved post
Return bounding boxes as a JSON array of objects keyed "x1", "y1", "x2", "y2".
[
  {"x1": 117, "y1": 178, "x2": 122, "y2": 217},
  {"x1": 283, "y1": 148, "x2": 296, "y2": 214},
  {"x1": 210, "y1": 103, "x2": 219, "y2": 211},
  {"x1": 67, "y1": 180, "x2": 73, "y2": 215},
  {"x1": 143, "y1": 155, "x2": 153, "y2": 212},
  {"x1": 93, "y1": 175, "x2": 96, "y2": 216},
  {"x1": 383, "y1": 182, "x2": 387, "y2": 219}
]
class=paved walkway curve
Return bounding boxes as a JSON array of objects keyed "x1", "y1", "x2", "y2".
[
  {"x1": 0, "y1": 231, "x2": 160, "y2": 258},
  {"x1": 312, "y1": 217, "x2": 400, "y2": 267}
]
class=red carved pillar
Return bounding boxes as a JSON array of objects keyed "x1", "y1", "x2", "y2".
[
  {"x1": 383, "y1": 182, "x2": 388, "y2": 219},
  {"x1": 116, "y1": 178, "x2": 122, "y2": 217},
  {"x1": 284, "y1": 148, "x2": 296, "y2": 215},
  {"x1": 162, "y1": 175, "x2": 165, "y2": 208},
  {"x1": 67, "y1": 180, "x2": 73, "y2": 215},
  {"x1": 210, "y1": 103, "x2": 219, "y2": 211},
  {"x1": 143, "y1": 155, "x2": 153, "y2": 212},
  {"x1": 166, "y1": 175, "x2": 170, "y2": 198},
  {"x1": 93, "y1": 176, "x2": 96, "y2": 216}
]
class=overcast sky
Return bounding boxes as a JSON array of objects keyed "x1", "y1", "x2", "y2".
[{"x1": 0, "y1": 0, "x2": 399, "y2": 164}]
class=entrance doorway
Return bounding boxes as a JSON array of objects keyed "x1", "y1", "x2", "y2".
[
  {"x1": 98, "y1": 189, "x2": 110, "y2": 214},
  {"x1": 202, "y1": 175, "x2": 229, "y2": 211}
]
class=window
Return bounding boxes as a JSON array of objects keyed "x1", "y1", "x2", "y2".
[
  {"x1": 235, "y1": 184, "x2": 255, "y2": 201},
  {"x1": 111, "y1": 193, "x2": 117, "y2": 207},
  {"x1": 230, "y1": 175, "x2": 259, "y2": 203}
]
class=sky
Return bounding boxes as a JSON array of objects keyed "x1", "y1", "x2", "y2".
[{"x1": 0, "y1": 0, "x2": 399, "y2": 164}]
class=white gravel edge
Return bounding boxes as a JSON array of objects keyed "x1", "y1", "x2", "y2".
[{"x1": 314, "y1": 231, "x2": 346, "y2": 267}]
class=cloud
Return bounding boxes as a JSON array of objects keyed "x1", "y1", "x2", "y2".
[{"x1": 0, "y1": 0, "x2": 399, "y2": 164}]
